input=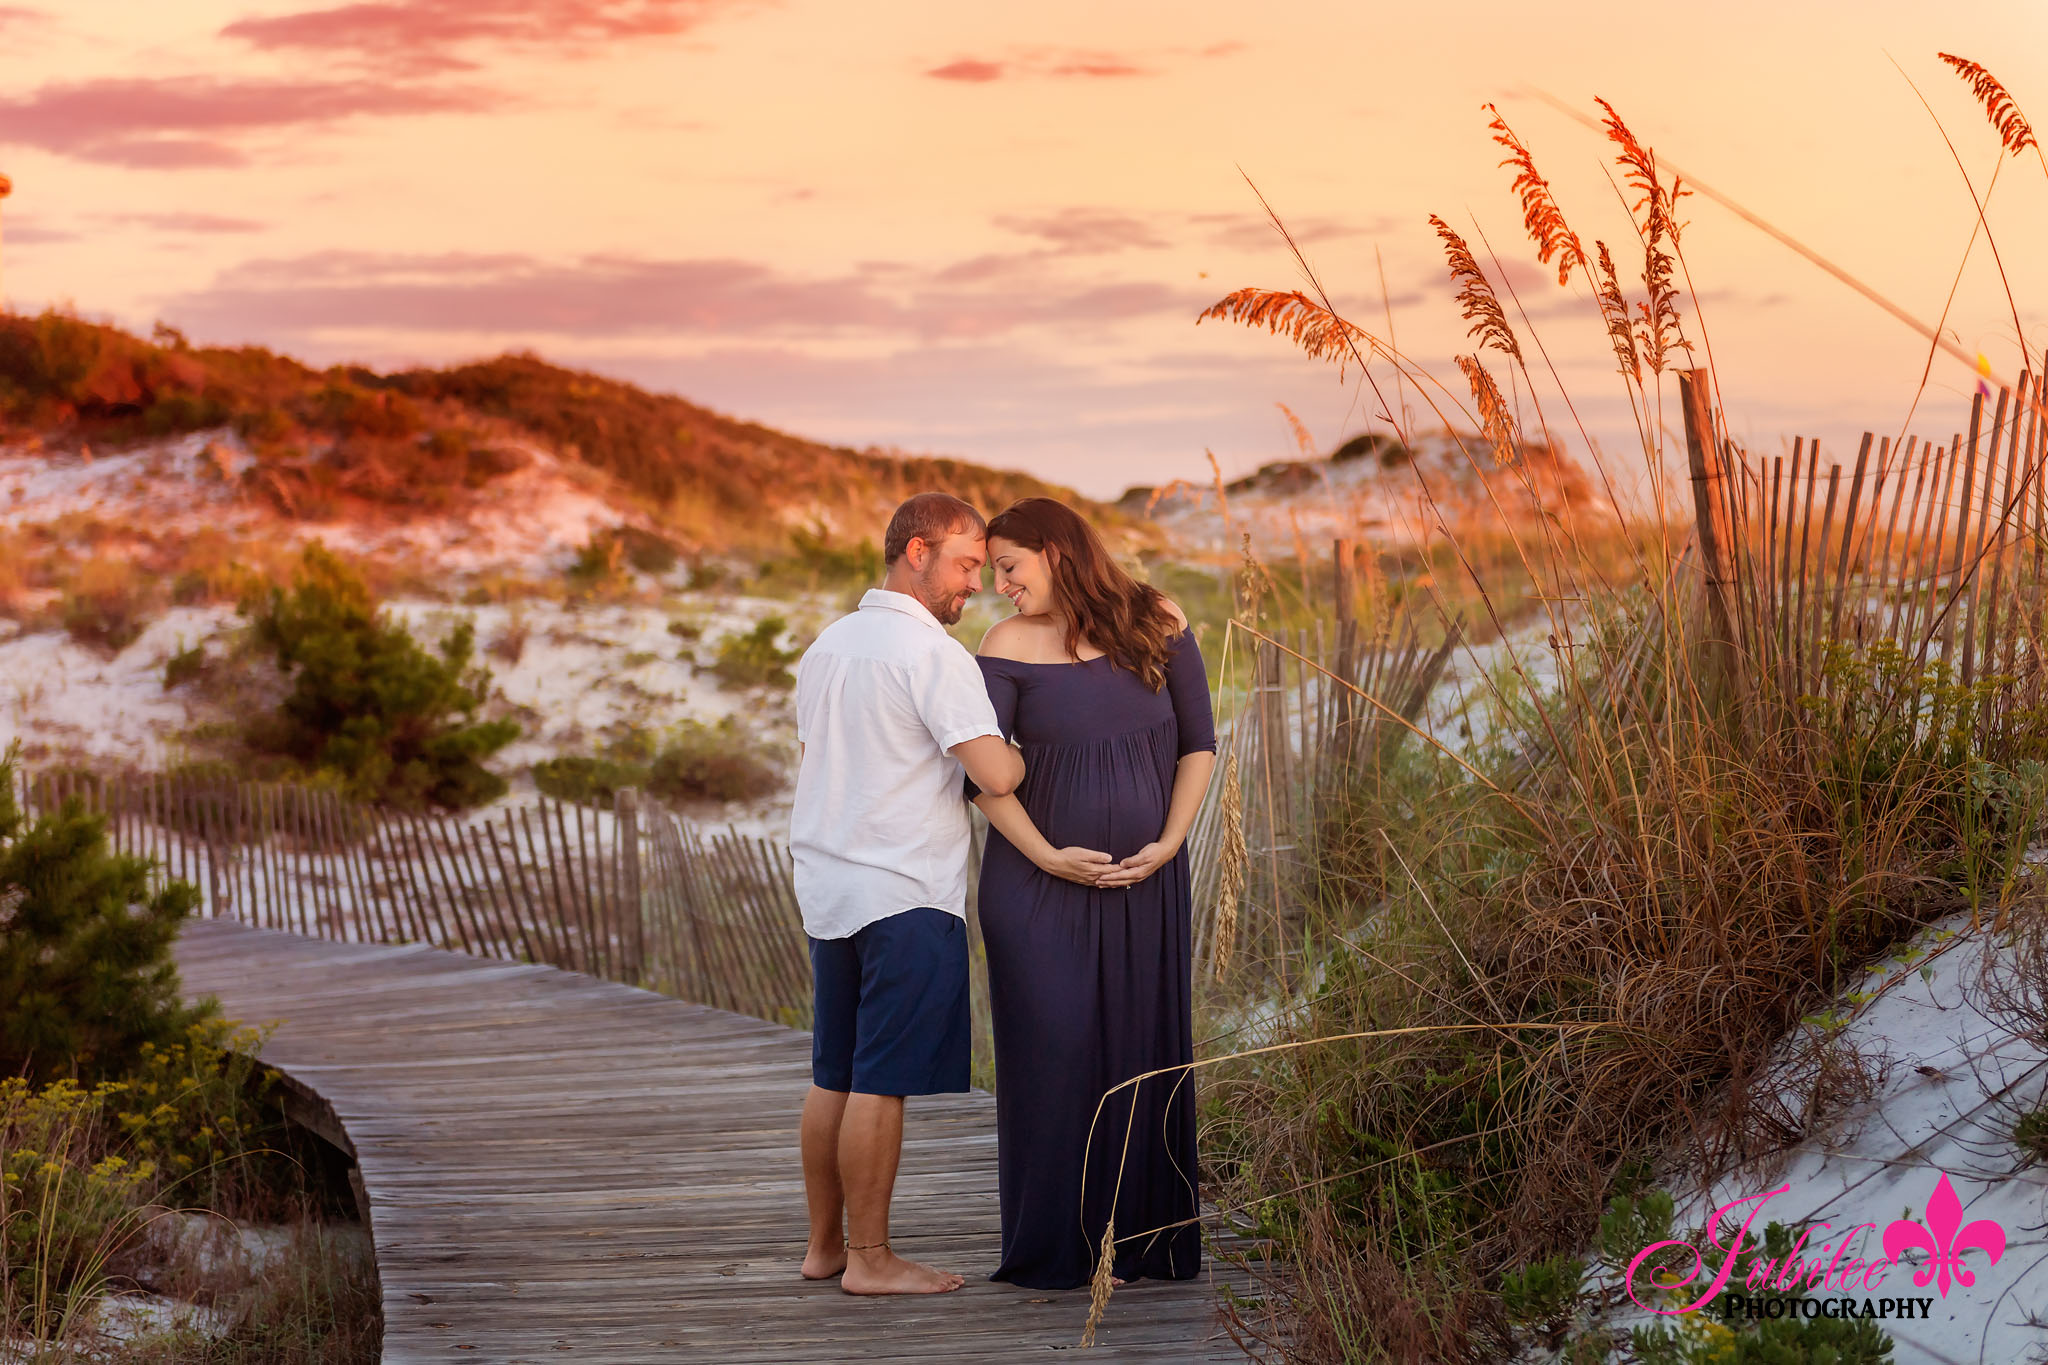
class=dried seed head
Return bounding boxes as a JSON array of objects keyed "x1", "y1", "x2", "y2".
[
  {"x1": 1431, "y1": 215, "x2": 1521, "y2": 362},
  {"x1": 1197, "y1": 288, "x2": 1386, "y2": 378},
  {"x1": 1212, "y1": 752, "x2": 1246, "y2": 980},
  {"x1": 1081, "y1": 1219, "x2": 1118, "y2": 1347},
  {"x1": 1485, "y1": 103, "x2": 1586, "y2": 287},
  {"x1": 1940, "y1": 54, "x2": 2038, "y2": 158}
]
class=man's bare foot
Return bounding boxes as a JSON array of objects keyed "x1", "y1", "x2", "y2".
[
  {"x1": 841, "y1": 1249, "x2": 965, "y2": 1295},
  {"x1": 800, "y1": 1246, "x2": 847, "y2": 1280}
]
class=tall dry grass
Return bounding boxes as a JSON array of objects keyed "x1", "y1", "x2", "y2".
[{"x1": 1142, "y1": 64, "x2": 2048, "y2": 1363}]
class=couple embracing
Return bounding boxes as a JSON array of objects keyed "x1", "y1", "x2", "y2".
[{"x1": 791, "y1": 492, "x2": 1216, "y2": 1295}]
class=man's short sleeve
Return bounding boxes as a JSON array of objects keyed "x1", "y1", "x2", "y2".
[
  {"x1": 909, "y1": 642, "x2": 1002, "y2": 753},
  {"x1": 793, "y1": 647, "x2": 817, "y2": 743}
]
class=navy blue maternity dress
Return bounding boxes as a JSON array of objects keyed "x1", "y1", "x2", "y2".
[{"x1": 974, "y1": 627, "x2": 1216, "y2": 1290}]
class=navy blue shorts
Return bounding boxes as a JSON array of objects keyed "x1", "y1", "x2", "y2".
[{"x1": 809, "y1": 907, "x2": 970, "y2": 1097}]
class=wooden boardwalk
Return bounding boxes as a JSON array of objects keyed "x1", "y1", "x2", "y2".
[{"x1": 172, "y1": 918, "x2": 1250, "y2": 1363}]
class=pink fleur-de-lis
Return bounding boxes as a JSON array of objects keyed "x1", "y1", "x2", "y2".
[{"x1": 1882, "y1": 1172, "x2": 2006, "y2": 1298}]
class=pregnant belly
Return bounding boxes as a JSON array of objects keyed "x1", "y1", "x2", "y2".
[{"x1": 1020, "y1": 749, "x2": 1169, "y2": 862}]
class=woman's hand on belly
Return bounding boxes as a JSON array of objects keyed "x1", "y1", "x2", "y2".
[
  {"x1": 1097, "y1": 839, "x2": 1174, "y2": 889},
  {"x1": 1037, "y1": 845, "x2": 1116, "y2": 887}
]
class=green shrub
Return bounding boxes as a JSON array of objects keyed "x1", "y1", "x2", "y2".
[
  {"x1": 0, "y1": 1019, "x2": 310, "y2": 1338},
  {"x1": 1486, "y1": 1193, "x2": 1895, "y2": 1365},
  {"x1": 307, "y1": 381, "x2": 422, "y2": 440},
  {"x1": 615, "y1": 526, "x2": 679, "y2": 574},
  {"x1": 711, "y1": 615, "x2": 800, "y2": 689},
  {"x1": 1631, "y1": 1218, "x2": 1895, "y2": 1364},
  {"x1": 0, "y1": 1074, "x2": 153, "y2": 1336},
  {"x1": 60, "y1": 555, "x2": 154, "y2": 652},
  {"x1": 142, "y1": 391, "x2": 229, "y2": 435},
  {"x1": 646, "y1": 718, "x2": 783, "y2": 803},
  {"x1": 568, "y1": 527, "x2": 679, "y2": 592},
  {"x1": 2014, "y1": 1107, "x2": 2048, "y2": 1163},
  {"x1": 0, "y1": 746, "x2": 215, "y2": 1084},
  {"x1": 532, "y1": 755, "x2": 649, "y2": 807},
  {"x1": 788, "y1": 526, "x2": 881, "y2": 583},
  {"x1": 99, "y1": 1018, "x2": 307, "y2": 1218},
  {"x1": 1500, "y1": 1253, "x2": 1585, "y2": 1339},
  {"x1": 245, "y1": 544, "x2": 518, "y2": 808},
  {"x1": 753, "y1": 527, "x2": 884, "y2": 598},
  {"x1": 233, "y1": 404, "x2": 299, "y2": 447},
  {"x1": 162, "y1": 639, "x2": 206, "y2": 690},
  {"x1": 567, "y1": 532, "x2": 629, "y2": 595}
]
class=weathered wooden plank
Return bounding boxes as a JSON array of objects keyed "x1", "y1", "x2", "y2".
[{"x1": 172, "y1": 919, "x2": 1245, "y2": 1363}]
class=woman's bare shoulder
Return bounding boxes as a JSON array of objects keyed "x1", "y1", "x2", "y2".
[
  {"x1": 1157, "y1": 597, "x2": 1189, "y2": 631},
  {"x1": 979, "y1": 613, "x2": 1057, "y2": 659}
]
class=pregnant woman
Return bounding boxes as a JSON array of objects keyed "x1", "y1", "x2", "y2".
[{"x1": 967, "y1": 496, "x2": 1217, "y2": 1290}]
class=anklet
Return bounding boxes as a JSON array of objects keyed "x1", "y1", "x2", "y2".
[{"x1": 845, "y1": 1239, "x2": 890, "y2": 1252}]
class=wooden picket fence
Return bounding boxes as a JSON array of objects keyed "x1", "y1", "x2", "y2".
[
  {"x1": 1187, "y1": 606, "x2": 1462, "y2": 977},
  {"x1": 1680, "y1": 367, "x2": 2048, "y2": 730},
  {"x1": 11, "y1": 768, "x2": 815, "y2": 1028},
  {"x1": 1187, "y1": 366, "x2": 2048, "y2": 976}
]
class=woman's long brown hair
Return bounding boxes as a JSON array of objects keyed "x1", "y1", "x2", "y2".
[{"x1": 985, "y1": 497, "x2": 1182, "y2": 691}]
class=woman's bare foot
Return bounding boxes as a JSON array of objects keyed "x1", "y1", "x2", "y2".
[
  {"x1": 800, "y1": 1244, "x2": 847, "y2": 1279},
  {"x1": 841, "y1": 1248, "x2": 965, "y2": 1295}
]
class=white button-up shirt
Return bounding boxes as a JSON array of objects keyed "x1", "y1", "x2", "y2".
[{"x1": 790, "y1": 589, "x2": 1003, "y2": 940}]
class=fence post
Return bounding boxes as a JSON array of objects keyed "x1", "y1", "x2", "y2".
[
  {"x1": 1681, "y1": 367, "x2": 1741, "y2": 699},
  {"x1": 1332, "y1": 538, "x2": 1356, "y2": 630},
  {"x1": 615, "y1": 788, "x2": 645, "y2": 986}
]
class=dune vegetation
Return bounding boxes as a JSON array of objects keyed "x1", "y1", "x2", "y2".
[
  {"x1": 1168, "y1": 67, "x2": 2048, "y2": 1364},
  {"x1": 0, "y1": 311, "x2": 1117, "y2": 557}
]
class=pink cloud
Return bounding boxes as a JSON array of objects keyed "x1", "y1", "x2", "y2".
[
  {"x1": 1191, "y1": 212, "x2": 1384, "y2": 253},
  {"x1": 998, "y1": 208, "x2": 1167, "y2": 254},
  {"x1": 175, "y1": 251, "x2": 900, "y2": 336},
  {"x1": 924, "y1": 49, "x2": 1147, "y2": 82},
  {"x1": 926, "y1": 59, "x2": 1004, "y2": 83},
  {"x1": 933, "y1": 253, "x2": 1035, "y2": 285},
  {"x1": 168, "y1": 249, "x2": 1203, "y2": 344},
  {"x1": 224, "y1": 0, "x2": 748, "y2": 73},
  {"x1": 2, "y1": 218, "x2": 75, "y2": 245},
  {"x1": 0, "y1": 77, "x2": 500, "y2": 167},
  {"x1": 109, "y1": 211, "x2": 266, "y2": 234},
  {"x1": 923, "y1": 42, "x2": 1241, "y2": 84},
  {"x1": 1046, "y1": 58, "x2": 1143, "y2": 78}
]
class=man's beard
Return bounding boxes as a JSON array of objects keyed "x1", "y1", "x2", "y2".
[{"x1": 913, "y1": 566, "x2": 964, "y2": 624}]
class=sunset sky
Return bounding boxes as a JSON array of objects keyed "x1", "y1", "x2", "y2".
[{"x1": 3, "y1": 1, "x2": 2046, "y2": 501}]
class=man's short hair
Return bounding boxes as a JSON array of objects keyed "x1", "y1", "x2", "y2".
[{"x1": 883, "y1": 492, "x2": 985, "y2": 565}]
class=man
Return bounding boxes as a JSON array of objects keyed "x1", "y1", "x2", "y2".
[{"x1": 791, "y1": 492, "x2": 1024, "y2": 1296}]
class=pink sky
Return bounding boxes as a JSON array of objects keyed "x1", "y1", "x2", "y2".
[{"x1": 2, "y1": 1, "x2": 2046, "y2": 501}]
